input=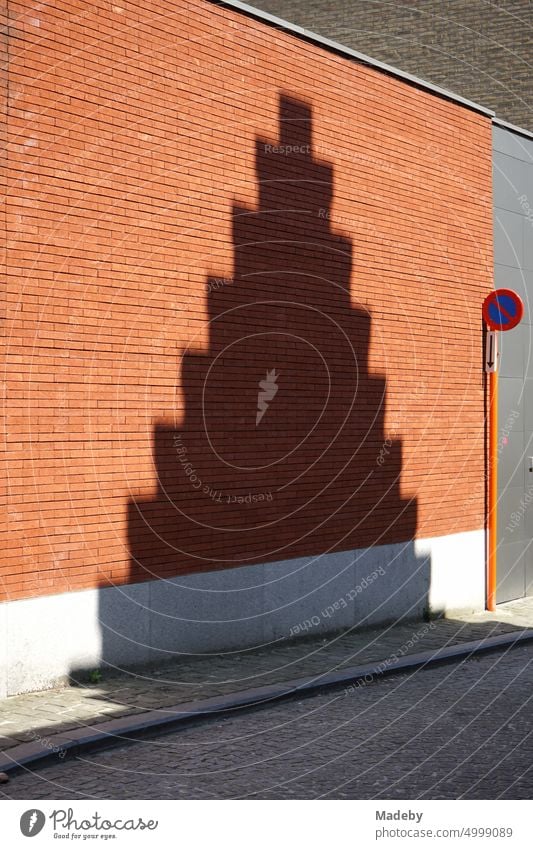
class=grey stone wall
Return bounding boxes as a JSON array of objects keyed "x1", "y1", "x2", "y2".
[{"x1": 250, "y1": 0, "x2": 532, "y2": 131}]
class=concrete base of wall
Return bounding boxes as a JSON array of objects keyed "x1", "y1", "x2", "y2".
[{"x1": 0, "y1": 529, "x2": 484, "y2": 697}]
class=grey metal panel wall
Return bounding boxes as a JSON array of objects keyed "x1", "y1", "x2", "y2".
[{"x1": 493, "y1": 125, "x2": 533, "y2": 601}]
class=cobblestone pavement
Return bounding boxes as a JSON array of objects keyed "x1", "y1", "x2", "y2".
[
  {"x1": 1, "y1": 598, "x2": 533, "y2": 756},
  {"x1": 3, "y1": 643, "x2": 532, "y2": 800}
]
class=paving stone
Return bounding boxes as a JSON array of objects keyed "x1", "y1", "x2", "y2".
[
  {"x1": 0, "y1": 598, "x2": 532, "y2": 761},
  {"x1": 5, "y1": 643, "x2": 532, "y2": 800}
]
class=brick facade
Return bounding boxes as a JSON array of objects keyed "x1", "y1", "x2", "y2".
[{"x1": 3, "y1": 0, "x2": 493, "y2": 602}]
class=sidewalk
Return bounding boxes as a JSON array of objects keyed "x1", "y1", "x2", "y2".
[{"x1": 1, "y1": 598, "x2": 533, "y2": 760}]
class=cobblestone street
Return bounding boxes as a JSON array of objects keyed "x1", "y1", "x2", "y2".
[
  {"x1": 2, "y1": 598, "x2": 532, "y2": 759},
  {"x1": 3, "y1": 643, "x2": 532, "y2": 800}
]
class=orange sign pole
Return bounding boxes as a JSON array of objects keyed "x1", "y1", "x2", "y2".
[{"x1": 487, "y1": 365, "x2": 498, "y2": 612}]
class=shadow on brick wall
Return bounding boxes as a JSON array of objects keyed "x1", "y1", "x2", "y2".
[{"x1": 98, "y1": 94, "x2": 428, "y2": 666}]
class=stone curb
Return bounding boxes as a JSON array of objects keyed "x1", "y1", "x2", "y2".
[{"x1": 2, "y1": 628, "x2": 533, "y2": 777}]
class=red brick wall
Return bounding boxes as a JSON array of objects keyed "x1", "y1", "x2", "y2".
[
  {"x1": 1, "y1": 1, "x2": 7, "y2": 585},
  {"x1": 2, "y1": 0, "x2": 493, "y2": 602}
]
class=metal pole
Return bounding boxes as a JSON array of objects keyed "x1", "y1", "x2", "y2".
[{"x1": 488, "y1": 364, "x2": 498, "y2": 611}]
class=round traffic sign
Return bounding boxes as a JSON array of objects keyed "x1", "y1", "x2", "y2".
[{"x1": 482, "y1": 289, "x2": 523, "y2": 331}]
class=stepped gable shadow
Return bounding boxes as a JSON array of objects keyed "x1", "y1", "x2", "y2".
[{"x1": 127, "y1": 94, "x2": 418, "y2": 583}]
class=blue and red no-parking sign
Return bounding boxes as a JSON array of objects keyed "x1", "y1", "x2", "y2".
[{"x1": 483, "y1": 289, "x2": 524, "y2": 331}]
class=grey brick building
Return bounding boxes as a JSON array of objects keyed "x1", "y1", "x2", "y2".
[{"x1": 250, "y1": 0, "x2": 533, "y2": 131}]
